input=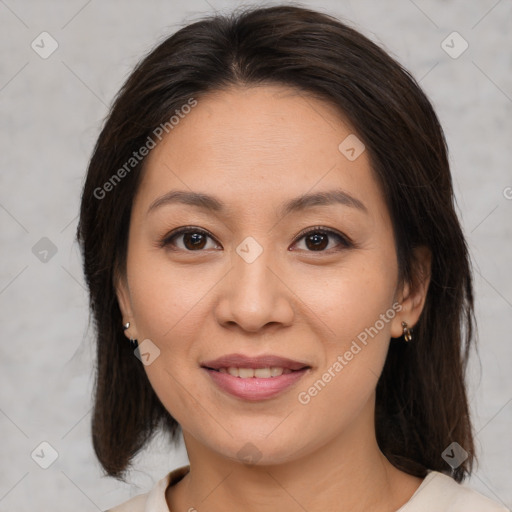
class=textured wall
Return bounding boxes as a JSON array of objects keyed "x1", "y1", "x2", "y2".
[{"x1": 1, "y1": 0, "x2": 510, "y2": 510}]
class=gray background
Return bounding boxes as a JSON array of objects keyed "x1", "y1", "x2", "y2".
[{"x1": 1, "y1": 0, "x2": 511, "y2": 510}]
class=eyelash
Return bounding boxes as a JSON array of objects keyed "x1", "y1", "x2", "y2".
[{"x1": 158, "y1": 225, "x2": 354, "y2": 253}]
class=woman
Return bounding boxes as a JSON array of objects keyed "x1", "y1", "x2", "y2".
[{"x1": 76, "y1": 5, "x2": 509, "y2": 511}]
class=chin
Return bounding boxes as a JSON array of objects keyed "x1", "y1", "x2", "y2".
[{"x1": 209, "y1": 433, "x2": 306, "y2": 467}]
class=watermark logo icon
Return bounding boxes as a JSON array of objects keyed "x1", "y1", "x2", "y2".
[
  {"x1": 338, "y1": 134, "x2": 365, "y2": 161},
  {"x1": 236, "y1": 236, "x2": 263, "y2": 264},
  {"x1": 32, "y1": 237, "x2": 58, "y2": 263},
  {"x1": 442, "y1": 441, "x2": 468, "y2": 469},
  {"x1": 236, "y1": 442, "x2": 262, "y2": 464},
  {"x1": 31, "y1": 32, "x2": 59, "y2": 59},
  {"x1": 31, "y1": 441, "x2": 59, "y2": 469},
  {"x1": 135, "y1": 338, "x2": 161, "y2": 365},
  {"x1": 441, "y1": 32, "x2": 468, "y2": 59}
]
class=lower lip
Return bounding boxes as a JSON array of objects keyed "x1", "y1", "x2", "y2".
[{"x1": 203, "y1": 368, "x2": 309, "y2": 401}]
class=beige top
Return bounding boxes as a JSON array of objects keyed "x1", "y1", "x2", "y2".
[{"x1": 106, "y1": 465, "x2": 509, "y2": 512}]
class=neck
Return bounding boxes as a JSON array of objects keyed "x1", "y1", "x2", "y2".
[{"x1": 167, "y1": 400, "x2": 422, "y2": 512}]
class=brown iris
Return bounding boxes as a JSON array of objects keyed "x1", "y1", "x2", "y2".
[
  {"x1": 305, "y1": 232, "x2": 329, "y2": 251},
  {"x1": 183, "y1": 232, "x2": 208, "y2": 250}
]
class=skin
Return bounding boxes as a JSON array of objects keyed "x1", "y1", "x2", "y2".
[{"x1": 116, "y1": 84, "x2": 431, "y2": 512}]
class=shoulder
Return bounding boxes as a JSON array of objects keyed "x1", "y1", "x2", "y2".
[
  {"x1": 403, "y1": 471, "x2": 509, "y2": 512},
  {"x1": 104, "y1": 492, "x2": 149, "y2": 512},
  {"x1": 103, "y1": 465, "x2": 190, "y2": 512}
]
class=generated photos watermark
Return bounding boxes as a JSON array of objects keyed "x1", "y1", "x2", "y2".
[
  {"x1": 93, "y1": 97, "x2": 197, "y2": 200},
  {"x1": 298, "y1": 302, "x2": 403, "y2": 405}
]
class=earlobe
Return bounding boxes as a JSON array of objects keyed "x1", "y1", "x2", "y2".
[
  {"x1": 114, "y1": 272, "x2": 137, "y2": 340},
  {"x1": 391, "y1": 245, "x2": 432, "y2": 338}
]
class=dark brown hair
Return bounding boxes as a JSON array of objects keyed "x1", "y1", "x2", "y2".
[{"x1": 76, "y1": 4, "x2": 475, "y2": 482}]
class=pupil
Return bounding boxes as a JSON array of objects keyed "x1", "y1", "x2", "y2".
[
  {"x1": 185, "y1": 233, "x2": 206, "y2": 250},
  {"x1": 307, "y1": 233, "x2": 328, "y2": 251}
]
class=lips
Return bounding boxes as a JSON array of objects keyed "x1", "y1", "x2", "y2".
[
  {"x1": 201, "y1": 353, "x2": 310, "y2": 372},
  {"x1": 201, "y1": 353, "x2": 312, "y2": 401}
]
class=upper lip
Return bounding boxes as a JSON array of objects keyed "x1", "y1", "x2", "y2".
[{"x1": 201, "y1": 353, "x2": 310, "y2": 371}]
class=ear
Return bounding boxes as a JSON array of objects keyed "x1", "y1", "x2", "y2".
[
  {"x1": 114, "y1": 269, "x2": 138, "y2": 341},
  {"x1": 390, "y1": 245, "x2": 432, "y2": 338}
]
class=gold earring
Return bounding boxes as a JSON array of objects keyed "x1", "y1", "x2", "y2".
[
  {"x1": 401, "y1": 321, "x2": 412, "y2": 342},
  {"x1": 123, "y1": 321, "x2": 138, "y2": 349}
]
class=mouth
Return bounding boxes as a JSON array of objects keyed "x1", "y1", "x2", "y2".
[
  {"x1": 201, "y1": 353, "x2": 311, "y2": 401},
  {"x1": 205, "y1": 366, "x2": 302, "y2": 378},
  {"x1": 201, "y1": 353, "x2": 310, "y2": 372}
]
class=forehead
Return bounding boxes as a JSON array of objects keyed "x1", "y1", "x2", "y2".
[{"x1": 134, "y1": 84, "x2": 386, "y2": 221}]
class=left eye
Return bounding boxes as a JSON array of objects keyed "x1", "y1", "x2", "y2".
[
  {"x1": 292, "y1": 228, "x2": 351, "y2": 252},
  {"x1": 161, "y1": 227, "x2": 219, "y2": 251}
]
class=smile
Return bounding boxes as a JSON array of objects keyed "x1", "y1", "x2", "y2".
[{"x1": 212, "y1": 367, "x2": 294, "y2": 378}]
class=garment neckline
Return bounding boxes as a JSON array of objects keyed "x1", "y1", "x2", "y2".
[
  {"x1": 162, "y1": 466, "x2": 440, "y2": 511},
  {"x1": 395, "y1": 470, "x2": 444, "y2": 511}
]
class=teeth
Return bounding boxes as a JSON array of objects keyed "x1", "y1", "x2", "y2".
[
  {"x1": 254, "y1": 368, "x2": 271, "y2": 378},
  {"x1": 223, "y1": 367, "x2": 292, "y2": 378},
  {"x1": 227, "y1": 367, "x2": 239, "y2": 377},
  {"x1": 238, "y1": 368, "x2": 253, "y2": 378}
]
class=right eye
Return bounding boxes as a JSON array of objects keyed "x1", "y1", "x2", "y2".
[{"x1": 159, "y1": 226, "x2": 222, "y2": 251}]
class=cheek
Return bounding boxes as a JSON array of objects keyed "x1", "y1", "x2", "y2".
[
  {"x1": 291, "y1": 283, "x2": 395, "y2": 443},
  {"x1": 124, "y1": 245, "x2": 222, "y2": 419},
  {"x1": 290, "y1": 254, "x2": 398, "y2": 400},
  {"x1": 292, "y1": 255, "x2": 398, "y2": 343},
  {"x1": 127, "y1": 243, "x2": 216, "y2": 339}
]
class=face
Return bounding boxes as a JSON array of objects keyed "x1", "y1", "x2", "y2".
[{"x1": 116, "y1": 84, "x2": 427, "y2": 465}]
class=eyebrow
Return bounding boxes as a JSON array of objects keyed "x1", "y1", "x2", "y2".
[{"x1": 146, "y1": 189, "x2": 368, "y2": 216}]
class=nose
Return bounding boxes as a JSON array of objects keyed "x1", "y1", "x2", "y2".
[{"x1": 214, "y1": 240, "x2": 295, "y2": 333}]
